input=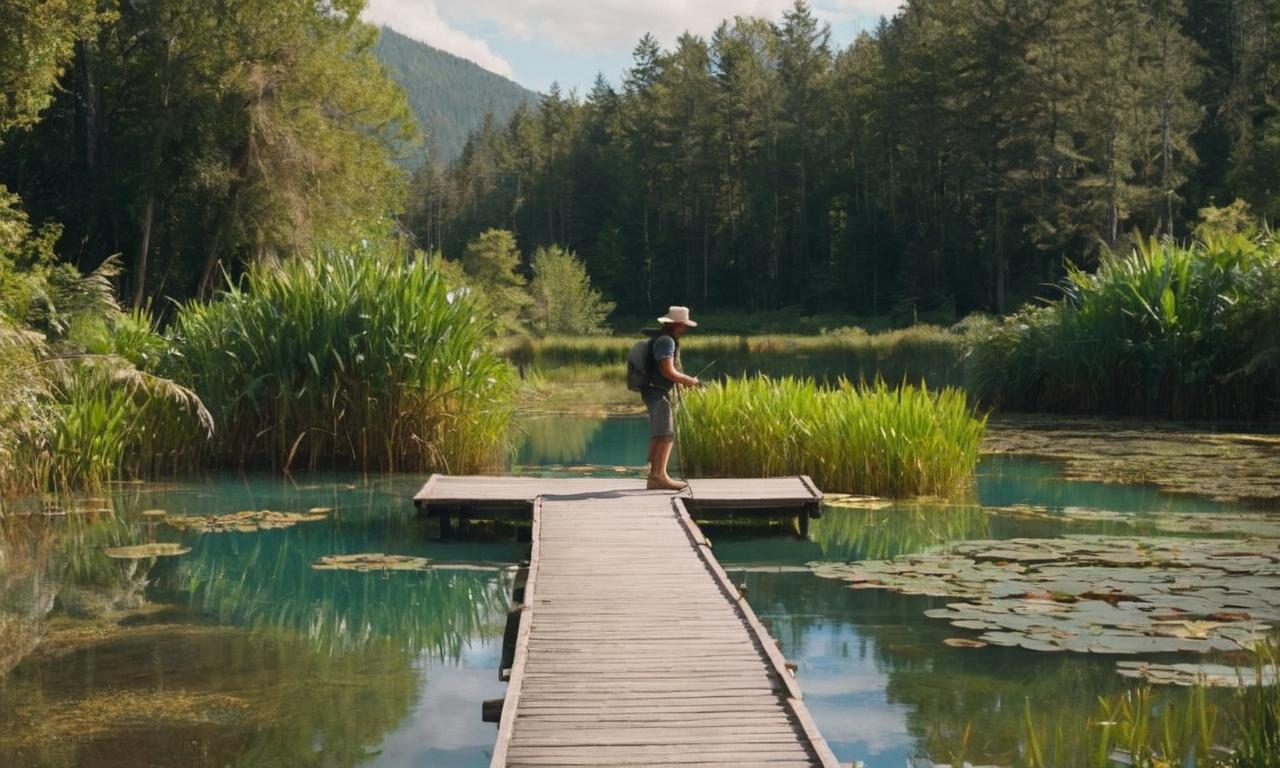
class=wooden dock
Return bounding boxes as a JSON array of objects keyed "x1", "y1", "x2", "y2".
[{"x1": 415, "y1": 476, "x2": 841, "y2": 768}]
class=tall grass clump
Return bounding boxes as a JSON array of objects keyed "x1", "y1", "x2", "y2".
[
  {"x1": 677, "y1": 376, "x2": 985, "y2": 497},
  {"x1": 168, "y1": 244, "x2": 515, "y2": 473},
  {"x1": 2, "y1": 189, "x2": 212, "y2": 496},
  {"x1": 1019, "y1": 643, "x2": 1279, "y2": 768},
  {"x1": 967, "y1": 228, "x2": 1280, "y2": 419}
]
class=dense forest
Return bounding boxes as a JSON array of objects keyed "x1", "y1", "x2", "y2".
[
  {"x1": 0, "y1": 0, "x2": 415, "y2": 307},
  {"x1": 411, "y1": 0, "x2": 1280, "y2": 318},
  {"x1": 373, "y1": 27, "x2": 540, "y2": 167}
]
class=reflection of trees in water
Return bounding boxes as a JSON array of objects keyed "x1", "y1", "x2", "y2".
[
  {"x1": 163, "y1": 525, "x2": 512, "y2": 658},
  {"x1": 809, "y1": 503, "x2": 990, "y2": 561},
  {"x1": 517, "y1": 416, "x2": 605, "y2": 465},
  {"x1": 0, "y1": 624, "x2": 419, "y2": 768},
  {"x1": 1, "y1": 512, "x2": 169, "y2": 677},
  {"x1": 740, "y1": 571, "x2": 1207, "y2": 766}
]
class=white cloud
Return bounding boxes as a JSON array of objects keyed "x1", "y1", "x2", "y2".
[
  {"x1": 362, "y1": 0, "x2": 514, "y2": 78},
  {"x1": 441, "y1": 0, "x2": 797, "y2": 52}
]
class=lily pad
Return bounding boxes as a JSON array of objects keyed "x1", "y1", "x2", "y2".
[
  {"x1": 103, "y1": 543, "x2": 191, "y2": 559},
  {"x1": 1116, "y1": 660, "x2": 1279, "y2": 687},
  {"x1": 943, "y1": 638, "x2": 988, "y2": 648},
  {"x1": 811, "y1": 534, "x2": 1280, "y2": 656},
  {"x1": 825, "y1": 495, "x2": 894, "y2": 511},
  {"x1": 311, "y1": 553, "x2": 432, "y2": 572},
  {"x1": 166, "y1": 509, "x2": 330, "y2": 534}
]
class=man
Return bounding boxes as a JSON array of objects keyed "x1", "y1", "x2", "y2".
[{"x1": 642, "y1": 306, "x2": 701, "y2": 491}]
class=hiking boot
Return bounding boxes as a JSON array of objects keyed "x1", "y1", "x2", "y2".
[{"x1": 646, "y1": 475, "x2": 688, "y2": 492}]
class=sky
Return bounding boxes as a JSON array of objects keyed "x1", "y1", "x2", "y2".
[{"x1": 361, "y1": 0, "x2": 905, "y2": 94}]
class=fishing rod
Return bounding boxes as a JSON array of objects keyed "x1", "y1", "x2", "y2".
[{"x1": 672, "y1": 359, "x2": 716, "y2": 497}]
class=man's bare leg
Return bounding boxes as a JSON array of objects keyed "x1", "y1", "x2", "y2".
[{"x1": 647, "y1": 436, "x2": 686, "y2": 490}]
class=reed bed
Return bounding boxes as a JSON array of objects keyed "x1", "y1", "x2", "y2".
[
  {"x1": 966, "y1": 233, "x2": 1280, "y2": 419},
  {"x1": 168, "y1": 245, "x2": 515, "y2": 474},
  {"x1": 517, "y1": 325, "x2": 966, "y2": 388},
  {"x1": 676, "y1": 376, "x2": 986, "y2": 498}
]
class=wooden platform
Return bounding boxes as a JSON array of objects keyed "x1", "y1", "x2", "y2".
[{"x1": 415, "y1": 476, "x2": 839, "y2": 768}]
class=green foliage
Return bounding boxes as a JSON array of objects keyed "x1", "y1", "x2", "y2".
[
  {"x1": 372, "y1": 26, "x2": 539, "y2": 166},
  {"x1": 0, "y1": 0, "x2": 109, "y2": 135},
  {"x1": 168, "y1": 243, "x2": 515, "y2": 473},
  {"x1": 0, "y1": 0, "x2": 414, "y2": 305},
  {"x1": 0, "y1": 186, "x2": 211, "y2": 495},
  {"x1": 677, "y1": 376, "x2": 986, "y2": 497},
  {"x1": 423, "y1": 0, "x2": 1236, "y2": 318},
  {"x1": 527, "y1": 245, "x2": 615, "y2": 335},
  {"x1": 1019, "y1": 644, "x2": 1279, "y2": 768},
  {"x1": 966, "y1": 233, "x2": 1280, "y2": 418},
  {"x1": 461, "y1": 228, "x2": 532, "y2": 334}
]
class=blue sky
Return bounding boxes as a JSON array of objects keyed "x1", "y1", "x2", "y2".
[{"x1": 362, "y1": 0, "x2": 904, "y2": 94}]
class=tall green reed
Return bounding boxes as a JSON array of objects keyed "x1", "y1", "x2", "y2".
[
  {"x1": 967, "y1": 233, "x2": 1280, "y2": 419},
  {"x1": 168, "y1": 244, "x2": 515, "y2": 473},
  {"x1": 677, "y1": 376, "x2": 986, "y2": 497}
]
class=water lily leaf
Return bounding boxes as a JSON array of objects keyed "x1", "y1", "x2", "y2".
[
  {"x1": 104, "y1": 543, "x2": 191, "y2": 559},
  {"x1": 943, "y1": 638, "x2": 987, "y2": 648},
  {"x1": 167, "y1": 509, "x2": 330, "y2": 534},
  {"x1": 312, "y1": 553, "x2": 432, "y2": 572}
]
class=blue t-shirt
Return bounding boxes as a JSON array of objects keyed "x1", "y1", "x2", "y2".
[{"x1": 650, "y1": 334, "x2": 677, "y2": 390}]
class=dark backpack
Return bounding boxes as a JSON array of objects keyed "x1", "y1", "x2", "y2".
[{"x1": 626, "y1": 328, "x2": 677, "y2": 392}]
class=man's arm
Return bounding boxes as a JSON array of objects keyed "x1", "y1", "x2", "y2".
[{"x1": 659, "y1": 357, "x2": 699, "y2": 388}]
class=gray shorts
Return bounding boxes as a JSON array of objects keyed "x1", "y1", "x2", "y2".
[{"x1": 641, "y1": 388, "x2": 673, "y2": 439}]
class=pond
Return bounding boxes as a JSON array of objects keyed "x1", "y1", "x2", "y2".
[{"x1": 1, "y1": 415, "x2": 1276, "y2": 766}]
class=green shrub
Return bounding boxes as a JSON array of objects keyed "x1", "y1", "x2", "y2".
[
  {"x1": 168, "y1": 244, "x2": 515, "y2": 473},
  {"x1": 527, "y1": 245, "x2": 615, "y2": 335},
  {"x1": 676, "y1": 376, "x2": 986, "y2": 497},
  {"x1": 966, "y1": 234, "x2": 1280, "y2": 419}
]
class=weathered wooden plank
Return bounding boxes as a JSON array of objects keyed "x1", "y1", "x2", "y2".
[{"x1": 437, "y1": 475, "x2": 835, "y2": 768}]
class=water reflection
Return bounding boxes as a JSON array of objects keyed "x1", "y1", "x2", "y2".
[{"x1": 0, "y1": 474, "x2": 518, "y2": 767}]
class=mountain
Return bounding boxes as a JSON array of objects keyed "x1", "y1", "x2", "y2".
[{"x1": 374, "y1": 27, "x2": 541, "y2": 168}]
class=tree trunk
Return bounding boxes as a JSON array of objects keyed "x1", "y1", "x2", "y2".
[{"x1": 133, "y1": 194, "x2": 155, "y2": 310}]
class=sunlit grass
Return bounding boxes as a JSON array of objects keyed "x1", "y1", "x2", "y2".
[
  {"x1": 169, "y1": 244, "x2": 516, "y2": 473},
  {"x1": 517, "y1": 325, "x2": 966, "y2": 388},
  {"x1": 966, "y1": 233, "x2": 1280, "y2": 418},
  {"x1": 677, "y1": 376, "x2": 986, "y2": 497}
]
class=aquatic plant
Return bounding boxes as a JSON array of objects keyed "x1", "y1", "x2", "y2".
[
  {"x1": 677, "y1": 376, "x2": 985, "y2": 497},
  {"x1": 168, "y1": 243, "x2": 515, "y2": 473},
  {"x1": 0, "y1": 233, "x2": 211, "y2": 496},
  {"x1": 1019, "y1": 645, "x2": 1279, "y2": 768},
  {"x1": 966, "y1": 232, "x2": 1280, "y2": 419}
]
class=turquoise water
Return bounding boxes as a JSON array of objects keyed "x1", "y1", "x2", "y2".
[{"x1": 0, "y1": 416, "x2": 1268, "y2": 767}]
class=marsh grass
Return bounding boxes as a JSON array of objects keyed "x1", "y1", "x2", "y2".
[
  {"x1": 967, "y1": 234, "x2": 1280, "y2": 419},
  {"x1": 1018, "y1": 642, "x2": 1279, "y2": 768},
  {"x1": 677, "y1": 376, "x2": 986, "y2": 497},
  {"x1": 520, "y1": 325, "x2": 966, "y2": 388},
  {"x1": 169, "y1": 245, "x2": 516, "y2": 473}
]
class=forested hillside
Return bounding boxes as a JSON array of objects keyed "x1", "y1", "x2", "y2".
[
  {"x1": 410, "y1": 0, "x2": 1280, "y2": 319},
  {"x1": 374, "y1": 27, "x2": 540, "y2": 166}
]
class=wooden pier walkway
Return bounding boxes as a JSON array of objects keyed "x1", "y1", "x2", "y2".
[{"x1": 415, "y1": 476, "x2": 841, "y2": 768}]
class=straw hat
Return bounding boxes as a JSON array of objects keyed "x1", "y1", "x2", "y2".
[{"x1": 657, "y1": 306, "x2": 697, "y2": 326}]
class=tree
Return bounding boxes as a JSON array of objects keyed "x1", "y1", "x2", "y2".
[
  {"x1": 0, "y1": 0, "x2": 414, "y2": 306},
  {"x1": 527, "y1": 245, "x2": 615, "y2": 335},
  {"x1": 461, "y1": 228, "x2": 530, "y2": 332}
]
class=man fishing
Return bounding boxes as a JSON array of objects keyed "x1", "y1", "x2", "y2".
[{"x1": 642, "y1": 306, "x2": 701, "y2": 491}]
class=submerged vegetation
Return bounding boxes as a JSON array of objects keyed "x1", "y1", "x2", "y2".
[
  {"x1": 168, "y1": 245, "x2": 514, "y2": 473},
  {"x1": 1019, "y1": 644, "x2": 1280, "y2": 768},
  {"x1": 678, "y1": 377, "x2": 985, "y2": 497}
]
